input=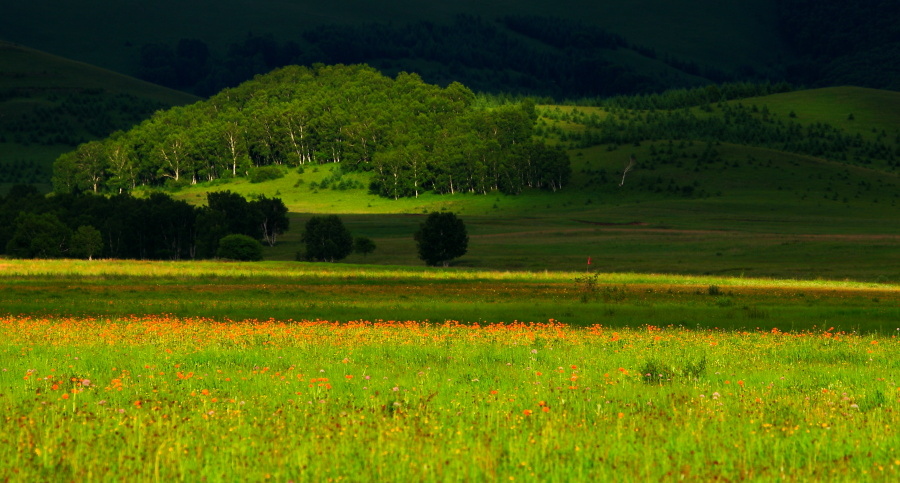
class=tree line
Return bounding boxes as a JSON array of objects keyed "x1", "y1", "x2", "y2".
[
  {"x1": 586, "y1": 81, "x2": 795, "y2": 111},
  {"x1": 0, "y1": 90, "x2": 170, "y2": 148},
  {"x1": 1, "y1": 184, "x2": 472, "y2": 267},
  {"x1": 135, "y1": 9, "x2": 900, "y2": 99},
  {"x1": 0, "y1": 186, "x2": 288, "y2": 260},
  {"x1": 53, "y1": 64, "x2": 571, "y2": 198},
  {"x1": 136, "y1": 15, "x2": 725, "y2": 99}
]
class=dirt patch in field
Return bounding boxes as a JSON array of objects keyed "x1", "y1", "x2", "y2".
[
  {"x1": 566, "y1": 221, "x2": 900, "y2": 241},
  {"x1": 572, "y1": 220, "x2": 648, "y2": 226}
]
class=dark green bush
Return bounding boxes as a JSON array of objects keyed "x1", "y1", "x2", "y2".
[
  {"x1": 216, "y1": 234, "x2": 264, "y2": 261},
  {"x1": 249, "y1": 166, "x2": 285, "y2": 183}
]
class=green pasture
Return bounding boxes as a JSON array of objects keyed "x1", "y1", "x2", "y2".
[{"x1": 1, "y1": 260, "x2": 897, "y2": 334}]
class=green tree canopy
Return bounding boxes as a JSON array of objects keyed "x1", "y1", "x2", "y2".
[
  {"x1": 70, "y1": 225, "x2": 104, "y2": 260},
  {"x1": 414, "y1": 212, "x2": 469, "y2": 267},
  {"x1": 6, "y1": 212, "x2": 71, "y2": 259},
  {"x1": 301, "y1": 215, "x2": 353, "y2": 262},
  {"x1": 353, "y1": 236, "x2": 376, "y2": 257},
  {"x1": 54, "y1": 64, "x2": 570, "y2": 198}
]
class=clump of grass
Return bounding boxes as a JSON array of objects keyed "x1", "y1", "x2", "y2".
[
  {"x1": 640, "y1": 356, "x2": 706, "y2": 385},
  {"x1": 602, "y1": 284, "x2": 628, "y2": 302},
  {"x1": 640, "y1": 360, "x2": 674, "y2": 385}
]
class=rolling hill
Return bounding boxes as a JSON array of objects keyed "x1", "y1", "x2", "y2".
[{"x1": 0, "y1": 41, "x2": 199, "y2": 192}]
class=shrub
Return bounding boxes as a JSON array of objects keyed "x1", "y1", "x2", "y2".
[
  {"x1": 216, "y1": 234, "x2": 263, "y2": 261},
  {"x1": 249, "y1": 166, "x2": 285, "y2": 183}
]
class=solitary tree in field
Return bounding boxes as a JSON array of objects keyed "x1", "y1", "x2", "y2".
[
  {"x1": 414, "y1": 212, "x2": 468, "y2": 267},
  {"x1": 353, "y1": 236, "x2": 376, "y2": 257},
  {"x1": 302, "y1": 215, "x2": 353, "y2": 262}
]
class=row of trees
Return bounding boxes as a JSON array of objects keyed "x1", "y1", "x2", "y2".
[
  {"x1": 1, "y1": 90, "x2": 171, "y2": 148},
  {"x1": 592, "y1": 81, "x2": 795, "y2": 110},
  {"x1": 0, "y1": 186, "x2": 288, "y2": 260},
  {"x1": 53, "y1": 64, "x2": 571, "y2": 198},
  {"x1": 4, "y1": 183, "x2": 473, "y2": 266}
]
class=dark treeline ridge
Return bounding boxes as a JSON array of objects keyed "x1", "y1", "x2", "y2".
[
  {"x1": 135, "y1": 8, "x2": 900, "y2": 102},
  {"x1": 0, "y1": 185, "x2": 288, "y2": 260},
  {"x1": 778, "y1": 0, "x2": 900, "y2": 90},
  {"x1": 53, "y1": 64, "x2": 571, "y2": 198},
  {"x1": 540, "y1": 103, "x2": 899, "y2": 171},
  {"x1": 137, "y1": 15, "x2": 732, "y2": 99}
]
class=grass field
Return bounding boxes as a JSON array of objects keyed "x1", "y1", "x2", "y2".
[
  {"x1": 3, "y1": 317, "x2": 899, "y2": 481},
  {"x1": 1, "y1": 259, "x2": 897, "y2": 334},
  {"x1": 1, "y1": 259, "x2": 899, "y2": 480},
  {"x1": 163, "y1": 149, "x2": 900, "y2": 282}
]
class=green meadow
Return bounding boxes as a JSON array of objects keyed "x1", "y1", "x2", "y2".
[{"x1": 1, "y1": 259, "x2": 899, "y2": 480}]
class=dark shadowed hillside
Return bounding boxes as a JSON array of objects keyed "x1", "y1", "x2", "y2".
[{"x1": 0, "y1": 41, "x2": 198, "y2": 192}]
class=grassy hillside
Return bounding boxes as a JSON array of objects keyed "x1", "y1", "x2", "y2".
[
  {"x1": 0, "y1": 41, "x2": 198, "y2": 193},
  {"x1": 737, "y1": 87, "x2": 900, "y2": 139},
  {"x1": 153, "y1": 86, "x2": 899, "y2": 281}
]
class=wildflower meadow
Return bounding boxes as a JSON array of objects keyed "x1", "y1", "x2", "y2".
[{"x1": 1, "y1": 260, "x2": 898, "y2": 480}]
